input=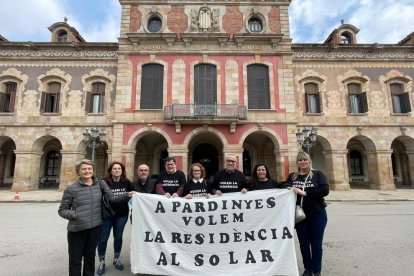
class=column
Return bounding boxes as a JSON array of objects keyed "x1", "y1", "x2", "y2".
[
  {"x1": 11, "y1": 150, "x2": 42, "y2": 192},
  {"x1": 274, "y1": 148, "x2": 288, "y2": 181},
  {"x1": 168, "y1": 147, "x2": 189, "y2": 177},
  {"x1": 121, "y1": 148, "x2": 137, "y2": 181},
  {"x1": 368, "y1": 149, "x2": 395, "y2": 190},
  {"x1": 222, "y1": 147, "x2": 244, "y2": 172},
  {"x1": 324, "y1": 150, "x2": 350, "y2": 191},
  {"x1": 58, "y1": 150, "x2": 86, "y2": 191}
]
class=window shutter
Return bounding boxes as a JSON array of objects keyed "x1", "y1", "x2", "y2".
[
  {"x1": 315, "y1": 93, "x2": 321, "y2": 113},
  {"x1": 8, "y1": 90, "x2": 16, "y2": 112},
  {"x1": 361, "y1": 92, "x2": 368, "y2": 113},
  {"x1": 54, "y1": 93, "x2": 60, "y2": 113},
  {"x1": 0, "y1": 93, "x2": 6, "y2": 112},
  {"x1": 40, "y1": 92, "x2": 47, "y2": 112},
  {"x1": 401, "y1": 92, "x2": 411, "y2": 113},
  {"x1": 305, "y1": 92, "x2": 310, "y2": 112},
  {"x1": 85, "y1": 92, "x2": 91, "y2": 113}
]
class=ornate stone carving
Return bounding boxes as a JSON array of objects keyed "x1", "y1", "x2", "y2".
[
  {"x1": 369, "y1": 90, "x2": 389, "y2": 113},
  {"x1": 293, "y1": 51, "x2": 414, "y2": 60},
  {"x1": 379, "y1": 69, "x2": 412, "y2": 93},
  {"x1": 81, "y1": 69, "x2": 116, "y2": 115},
  {"x1": 0, "y1": 68, "x2": 28, "y2": 110},
  {"x1": 0, "y1": 49, "x2": 118, "y2": 58},
  {"x1": 38, "y1": 68, "x2": 72, "y2": 113},
  {"x1": 294, "y1": 69, "x2": 327, "y2": 114},
  {"x1": 325, "y1": 90, "x2": 346, "y2": 115},
  {"x1": 66, "y1": 90, "x2": 85, "y2": 116},
  {"x1": 190, "y1": 5, "x2": 220, "y2": 33},
  {"x1": 19, "y1": 90, "x2": 40, "y2": 116}
]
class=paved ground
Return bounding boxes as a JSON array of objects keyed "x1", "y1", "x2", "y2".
[{"x1": 1, "y1": 187, "x2": 414, "y2": 202}]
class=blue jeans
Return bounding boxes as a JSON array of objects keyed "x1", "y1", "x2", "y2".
[
  {"x1": 97, "y1": 215, "x2": 128, "y2": 260},
  {"x1": 295, "y1": 209, "x2": 328, "y2": 273}
]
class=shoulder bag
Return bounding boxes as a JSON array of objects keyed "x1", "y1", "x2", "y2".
[
  {"x1": 295, "y1": 174, "x2": 310, "y2": 224},
  {"x1": 99, "y1": 180, "x2": 116, "y2": 219}
]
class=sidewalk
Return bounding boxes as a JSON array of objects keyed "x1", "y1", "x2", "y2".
[{"x1": 1, "y1": 188, "x2": 414, "y2": 203}]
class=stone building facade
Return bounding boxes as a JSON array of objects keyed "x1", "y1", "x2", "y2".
[{"x1": 0, "y1": 0, "x2": 413, "y2": 192}]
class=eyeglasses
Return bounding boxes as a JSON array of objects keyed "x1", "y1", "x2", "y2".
[
  {"x1": 192, "y1": 170, "x2": 201, "y2": 172},
  {"x1": 166, "y1": 163, "x2": 176, "y2": 166},
  {"x1": 226, "y1": 160, "x2": 236, "y2": 163}
]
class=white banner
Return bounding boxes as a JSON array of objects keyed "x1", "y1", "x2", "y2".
[{"x1": 131, "y1": 189, "x2": 299, "y2": 276}]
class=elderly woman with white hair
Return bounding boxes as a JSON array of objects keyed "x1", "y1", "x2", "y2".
[{"x1": 287, "y1": 151, "x2": 329, "y2": 276}]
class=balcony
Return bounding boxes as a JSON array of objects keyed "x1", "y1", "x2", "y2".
[{"x1": 163, "y1": 104, "x2": 247, "y2": 132}]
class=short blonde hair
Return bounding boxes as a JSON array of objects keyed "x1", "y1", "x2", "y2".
[{"x1": 75, "y1": 159, "x2": 95, "y2": 175}]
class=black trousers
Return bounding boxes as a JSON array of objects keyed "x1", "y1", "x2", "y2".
[{"x1": 67, "y1": 226, "x2": 102, "y2": 276}]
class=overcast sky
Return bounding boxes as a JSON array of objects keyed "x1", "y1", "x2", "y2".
[{"x1": 0, "y1": 0, "x2": 413, "y2": 44}]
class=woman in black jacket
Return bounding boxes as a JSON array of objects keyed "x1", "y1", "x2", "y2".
[
  {"x1": 58, "y1": 159, "x2": 135, "y2": 276},
  {"x1": 287, "y1": 151, "x2": 329, "y2": 276},
  {"x1": 96, "y1": 161, "x2": 133, "y2": 275}
]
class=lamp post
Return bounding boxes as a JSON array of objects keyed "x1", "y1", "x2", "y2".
[
  {"x1": 83, "y1": 127, "x2": 106, "y2": 163},
  {"x1": 296, "y1": 126, "x2": 317, "y2": 153}
]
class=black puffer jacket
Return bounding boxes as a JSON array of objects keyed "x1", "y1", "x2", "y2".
[{"x1": 58, "y1": 177, "x2": 129, "y2": 232}]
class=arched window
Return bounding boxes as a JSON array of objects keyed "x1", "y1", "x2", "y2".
[
  {"x1": 57, "y1": 30, "x2": 68, "y2": 42},
  {"x1": 248, "y1": 18, "x2": 263, "y2": 33},
  {"x1": 141, "y1": 64, "x2": 164, "y2": 109},
  {"x1": 304, "y1": 82, "x2": 321, "y2": 113},
  {"x1": 45, "y1": 150, "x2": 59, "y2": 176},
  {"x1": 390, "y1": 83, "x2": 411, "y2": 113},
  {"x1": 348, "y1": 83, "x2": 367, "y2": 113},
  {"x1": 0, "y1": 81, "x2": 17, "y2": 112},
  {"x1": 341, "y1": 32, "x2": 352, "y2": 44},
  {"x1": 148, "y1": 16, "x2": 162, "y2": 33},
  {"x1": 247, "y1": 64, "x2": 270, "y2": 109},
  {"x1": 350, "y1": 150, "x2": 363, "y2": 176},
  {"x1": 86, "y1": 82, "x2": 105, "y2": 113},
  {"x1": 41, "y1": 82, "x2": 61, "y2": 113},
  {"x1": 194, "y1": 64, "x2": 217, "y2": 115}
]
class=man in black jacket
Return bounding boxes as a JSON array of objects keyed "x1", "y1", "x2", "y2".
[{"x1": 132, "y1": 164, "x2": 156, "y2": 193}]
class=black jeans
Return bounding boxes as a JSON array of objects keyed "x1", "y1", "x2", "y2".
[
  {"x1": 67, "y1": 226, "x2": 102, "y2": 276},
  {"x1": 295, "y1": 209, "x2": 328, "y2": 274}
]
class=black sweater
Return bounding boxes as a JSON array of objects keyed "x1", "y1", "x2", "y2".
[
  {"x1": 287, "y1": 170, "x2": 329, "y2": 217},
  {"x1": 212, "y1": 169, "x2": 247, "y2": 194},
  {"x1": 183, "y1": 179, "x2": 212, "y2": 198},
  {"x1": 105, "y1": 179, "x2": 133, "y2": 218}
]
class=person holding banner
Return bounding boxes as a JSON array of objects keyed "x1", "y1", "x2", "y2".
[
  {"x1": 58, "y1": 159, "x2": 134, "y2": 276},
  {"x1": 249, "y1": 163, "x2": 285, "y2": 190},
  {"x1": 183, "y1": 163, "x2": 212, "y2": 199},
  {"x1": 287, "y1": 151, "x2": 329, "y2": 276},
  {"x1": 212, "y1": 154, "x2": 248, "y2": 195},
  {"x1": 156, "y1": 157, "x2": 186, "y2": 198},
  {"x1": 96, "y1": 161, "x2": 133, "y2": 275},
  {"x1": 132, "y1": 164, "x2": 156, "y2": 193}
]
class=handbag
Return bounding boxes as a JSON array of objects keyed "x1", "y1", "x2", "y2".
[
  {"x1": 99, "y1": 180, "x2": 116, "y2": 219},
  {"x1": 295, "y1": 174, "x2": 309, "y2": 224}
]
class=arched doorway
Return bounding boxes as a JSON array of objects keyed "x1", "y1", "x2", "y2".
[
  {"x1": 192, "y1": 143, "x2": 218, "y2": 180},
  {"x1": 0, "y1": 137, "x2": 16, "y2": 188}
]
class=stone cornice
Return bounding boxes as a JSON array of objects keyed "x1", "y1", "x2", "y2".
[
  {"x1": 292, "y1": 44, "x2": 414, "y2": 60},
  {"x1": 0, "y1": 42, "x2": 118, "y2": 59},
  {"x1": 0, "y1": 49, "x2": 118, "y2": 59}
]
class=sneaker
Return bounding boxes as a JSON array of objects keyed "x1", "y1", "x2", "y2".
[
  {"x1": 113, "y1": 259, "x2": 124, "y2": 271},
  {"x1": 96, "y1": 262, "x2": 105, "y2": 275},
  {"x1": 302, "y1": 270, "x2": 313, "y2": 276}
]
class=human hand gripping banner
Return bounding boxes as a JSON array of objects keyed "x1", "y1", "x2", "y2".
[{"x1": 130, "y1": 189, "x2": 299, "y2": 276}]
